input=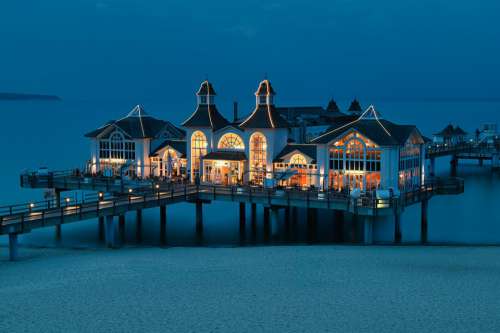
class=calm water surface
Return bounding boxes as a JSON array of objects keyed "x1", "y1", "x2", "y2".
[{"x1": 0, "y1": 99, "x2": 499, "y2": 246}]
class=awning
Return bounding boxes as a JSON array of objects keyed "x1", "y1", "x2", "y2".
[
  {"x1": 275, "y1": 169, "x2": 298, "y2": 181},
  {"x1": 202, "y1": 151, "x2": 247, "y2": 161}
]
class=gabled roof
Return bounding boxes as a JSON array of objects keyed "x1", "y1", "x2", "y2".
[
  {"x1": 454, "y1": 126, "x2": 467, "y2": 135},
  {"x1": 255, "y1": 79, "x2": 276, "y2": 96},
  {"x1": 434, "y1": 124, "x2": 467, "y2": 137},
  {"x1": 348, "y1": 99, "x2": 362, "y2": 113},
  {"x1": 202, "y1": 151, "x2": 247, "y2": 161},
  {"x1": 326, "y1": 99, "x2": 341, "y2": 113},
  {"x1": 197, "y1": 80, "x2": 216, "y2": 96},
  {"x1": 150, "y1": 139, "x2": 186, "y2": 157},
  {"x1": 182, "y1": 104, "x2": 230, "y2": 131},
  {"x1": 311, "y1": 106, "x2": 421, "y2": 146},
  {"x1": 239, "y1": 104, "x2": 289, "y2": 129},
  {"x1": 85, "y1": 105, "x2": 183, "y2": 139},
  {"x1": 274, "y1": 144, "x2": 317, "y2": 163}
]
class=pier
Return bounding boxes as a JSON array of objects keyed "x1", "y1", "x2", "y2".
[
  {"x1": 426, "y1": 141, "x2": 500, "y2": 176},
  {"x1": 0, "y1": 171, "x2": 463, "y2": 260}
]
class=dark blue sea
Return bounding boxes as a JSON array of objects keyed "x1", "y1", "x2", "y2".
[{"x1": 1, "y1": 99, "x2": 499, "y2": 246}]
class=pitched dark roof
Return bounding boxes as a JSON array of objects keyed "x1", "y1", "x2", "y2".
[
  {"x1": 85, "y1": 105, "x2": 184, "y2": 139},
  {"x1": 196, "y1": 80, "x2": 216, "y2": 96},
  {"x1": 326, "y1": 99, "x2": 341, "y2": 113},
  {"x1": 312, "y1": 106, "x2": 421, "y2": 146},
  {"x1": 182, "y1": 105, "x2": 230, "y2": 131},
  {"x1": 255, "y1": 80, "x2": 276, "y2": 96},
  {"x1": 348, "y1": 99, "x2": 362, "y2": 112},
  {"x1": 150, "y1": 140, "x2": 186, "y2": 157},
  {"x1": 274, "y1": 144, "x2": 317, "y2": 163},
  {"x1": 276, "y1": 106, "x2": 325, "y2": 119},
  {"x1": 202, "y1": 151, "x2": 247, "y2": 161},
  {"x1": 453, "y1": 126, "x2": 467, "y2": 135},
  {"x1": 239, "y1": 105, "x2": 289, "y2": 129}
]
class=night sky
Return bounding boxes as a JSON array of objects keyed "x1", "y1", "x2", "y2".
[{"x1": 1, "y1": 0, "x2": 499, "y2": 104}]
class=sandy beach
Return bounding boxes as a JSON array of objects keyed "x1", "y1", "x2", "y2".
[{"x1": 1, "y1": 245, "x2": 500, "y2": 332}]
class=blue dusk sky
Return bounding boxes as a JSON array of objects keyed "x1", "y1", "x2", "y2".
[{"x1": 0, "y1": 0, "x2": 499, "y2": 105}]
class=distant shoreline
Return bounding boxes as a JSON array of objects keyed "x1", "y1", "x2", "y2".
[{"x1": 0, "y1": 93, "x2": 61, "y2": 101}]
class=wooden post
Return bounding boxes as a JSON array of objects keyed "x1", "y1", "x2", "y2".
[
  {"x1": 263, "y1": 207, "x2": 270, "y2": 242},
  {"x1": 450, "y1": 155, "x2": 458, "y2": 177},
  {"x1": 196, "y1": 200, "x2": 203, "y2": 234},
  {"x1": 119, "y1": 214, "x2": 126, "y2": 245},
  {"x1": 429, "y1": 158, "x2": 436, "y2": 177},
  {"x1": 105, "y1": 215, "x2": 116, "y2": 248},
  {"x1": 394, "y1": 212, "x2": 402, "y2": 244},
  {"x1": 250, "y1": 203, "x2": 257, "y2": 226},
  {"x1": 239, "y1": 202, "x2": 246, "y2": 230},
  {"x1": 333, "y1": 210, "x2": 344, "y2": 242},
  {"x1": 364, "y1": 216, "x2": 373, "y2": 245},
  {"x1": 270, "y1": 207, "x2": 280, "y2": 239},
  {"x1": 160, "y1": 205, "x2": 167, "y2": 245},
  {"x1": 307, "y1": 208, "x2": 317, "y2": 243},
  {"x1": 98, "y1": 216, "x2": 105, "y2": 241},
  {"x1": 55, "y1": 189, "x2": 62, "y2": 242},
  {"x1": 136, "y1": 209, "x2": 143, "y2": 243},
  {"x1": 9, "y1": 233, "x2": 18, "y2": 261},
  {"x1": 421, "y1": 199, "x2": 428, "y2": 244}
]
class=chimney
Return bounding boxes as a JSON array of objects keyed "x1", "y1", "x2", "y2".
[{"x1": 233, "y1": 101, "x2": 238, "y2": 123}]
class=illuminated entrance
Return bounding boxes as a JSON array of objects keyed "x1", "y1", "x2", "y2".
[
  {"x1": 202, "y1": 151, "x2": 246, "y2": 185},
  {"x1": 328, "y1": 132, "x2": 381, "y2": 191}
]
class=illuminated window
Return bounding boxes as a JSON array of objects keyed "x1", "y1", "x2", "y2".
[
  {"x1": 249, "y1": 132, "x2": 267, "y2": 184},
  {"x1": 328, "y1": 133, "x2": 381, "y2": 191},
  {"x1": 290, "y1": 154, "x2": 307, "y2": 165},
  {"x1": 218, "y1": 133, "x2": 245, "y2": 150},
  {"x1": 99, "y1": 132, "x2": 135, "y2": 160},
  {"x1": 191, "y1": 131, "x2": 207, "y2": 180}
]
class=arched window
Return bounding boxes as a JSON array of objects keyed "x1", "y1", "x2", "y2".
[
  {"x1": 110, "y1": 133, "x2": 124, "y2": 159},
  {"x1": 218, "y1": 133, "x2": 245, "y2": 150},
  {"x1": 163, "y1": 148, "x2": 179, "y2": 177},
  {"x1": 345, "y1": 139, "x2": 365, "y2": 171},
  {"x1": 328, "y1": 133, "x2": 381, "y2": 191},
  {"x1": 191, "y1": 131, "x2": 207, "y2": 179},
  {"x1": 249, "y1": 132, "x2": 267, "y2": 184},
  {"x1": 290, "y1": 153, "x2": 307, "y2": 165}
]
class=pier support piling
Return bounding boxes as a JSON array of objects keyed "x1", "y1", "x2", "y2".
[
  {"x1": 307, "y1": 208, "x2": 317, "y2": 243},
  {"x1": 8, "y1": 233, "x2": 18, "y2": 261},
  {"x1": 160, "y1": 205, "x2": 167, "y2": 245},
  {"x1": 333, "y1": 210, "x2": 344, "y2": 242},
  {"x1": 270, "y1": 207, "x2": 280, "y2": 238},
  {"x1": 430, "y1": 158, "x2": 436, "y2": 177},
  {"x1": 54, "y1": 189, "x2": 62, "y2": 242},
  {"x1": 195, "y1": 200, "x2": 203, "y2": 235},
  {"x1": 394, "y1": 213, "x2": 402, "y2": 244},
  {"x1": 239, "y1": 202, "x2": 246, "y2": 230},
  {"x1": 421, "y1": 199, "x2": 428, "y2": 244},
  {"x1": 136, "y1": 209, "x2": 142, "y2": 243},
  {"x1": 363, "y1": 216, "x2": 373, "y2": 245},
  {"x1": 98, "y1": 216, "x2": 105, "y2": 241},
  {"x1": 450, "y1": 155, "x2": 458, "y2": 177},
  {"x1": 105, "y1": 215, "x2": 116, "y2": 248},
  {"x1": 119, "y1": 214, "x2": 126, "y2": 245},
  {"x1": 263, "y1": 207, "x2": 270, "y2": 241}
]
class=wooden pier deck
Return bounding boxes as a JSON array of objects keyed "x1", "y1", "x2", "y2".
[{"x1": 0, "y1": 171, "x2": 464, "y2": 261}]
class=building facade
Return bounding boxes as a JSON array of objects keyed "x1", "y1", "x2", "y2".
[{"x1": 86, "y1": 80, "x2": 427, "y2": 193}]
